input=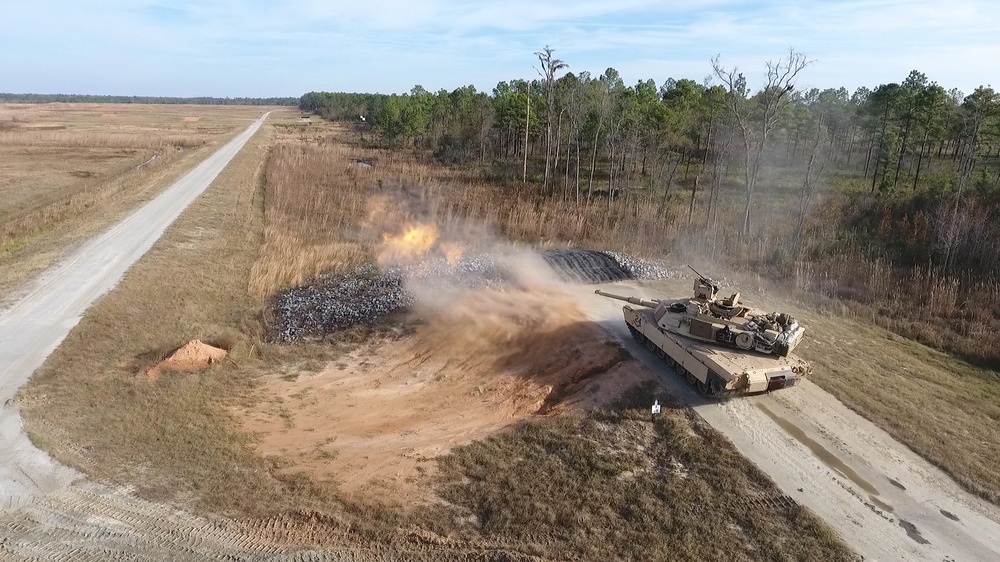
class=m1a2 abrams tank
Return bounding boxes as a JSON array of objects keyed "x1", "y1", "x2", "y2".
[{"x1": 595, "y1": 267, "x2": 810, "y2": 397}]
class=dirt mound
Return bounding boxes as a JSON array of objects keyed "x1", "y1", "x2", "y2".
[{"x1": 146, "y1": 340, "x2": 227, "y2": 380}]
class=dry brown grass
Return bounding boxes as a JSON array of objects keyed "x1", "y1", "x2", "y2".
[
  {"x1": 0, "y1": 130, "x2": 206, "y2": 149},
  {"x1": 249, "y1": 142, "x2": 381, "y2": 298},
  {"x1": 0, "y1": 103, "x2": 269, "y2": 299},
  {"x1": 433, "y1": 388, "x2": 853, "y2": 561},
  {"x1": 18, "y1": 113, "x2": 288, "y2": 515},
  {"x1": 253, "y1": 123, "x2": 1000, "y2": 509},
  {"x1": 248, "y1": 123, "x2": 685, "y2": 300},
  {"x1": 789, "y1": 255, "x2": 1000, "y2": 367},
  {"x1": 19, "y1": 114, "x2": 853, "y2": 559}
]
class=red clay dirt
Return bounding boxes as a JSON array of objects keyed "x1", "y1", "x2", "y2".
[
  {"x1": 146, "y1": 340, "x2": 228, "y2": 381},
  {"x1": 236, "y1": 287, "x2": 656, "y2": 505}
]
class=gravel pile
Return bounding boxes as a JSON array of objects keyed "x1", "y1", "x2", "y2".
[
  {"x1": 603, "y1": 252, "x2": 684, "y2": 280},
  {"x1": 270, "y1": 264, "x2": 412, "y2": 342},
  {"x1": 269, "y1": 250, "x2": 679, "y2": 342}
]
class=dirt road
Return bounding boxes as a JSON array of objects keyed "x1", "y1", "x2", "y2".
[
  {"x1": 580, "y1": 280, "x2": 1000, "y2": 561},
  {"x1": 0, "y1": 114, "x2": 274, "y2": 553}
]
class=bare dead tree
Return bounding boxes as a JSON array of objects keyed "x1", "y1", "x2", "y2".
[
  {"x1": 655, "y1": 149, "x2": 685, "y2": 218},
  {"x1": 942, "y1": 87, "x2": 997, "y2": 273},
  {"x1": 795, "y1": 113, "x2": 830, "y2": 257},
  {"x1": 535, "y1": 46, "x2": 568, "y2": 196},
  {"x1": 712, "y1": 49, "x2": 811, "y2": 237}
]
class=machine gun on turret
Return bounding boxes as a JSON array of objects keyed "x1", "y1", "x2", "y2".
[{"x1": 688, "y1": 265, "x2": 720, "y2": 302}]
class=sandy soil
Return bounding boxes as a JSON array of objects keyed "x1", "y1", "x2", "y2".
[
  {"x1": 238, "y1": 287, "x2": 654, "y2": 505},
  {"x1": 577, "y1": 279, "x2": 1000, "y2": 561},
  {"x1": 1, "y1": 480, "x2": 521, "y2": 561}
]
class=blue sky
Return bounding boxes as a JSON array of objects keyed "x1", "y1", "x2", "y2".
[{"x1": 3, "y1": 1, "x2": 998, "y2": 97}]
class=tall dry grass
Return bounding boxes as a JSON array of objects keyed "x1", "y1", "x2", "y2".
[
  {"x1": 0, "y1": 129, "x2": 208, "y2": 149},
  {"x1": 789, "y1": 255, "x2": 1000, "y2": 366},
  {"x1": 255, "y1": 127, "x2": 999, "y2": 366},
  {"x1": 252, "y1": 128, "x2": 696, "y2": 302},
  {"x1": 249, "y1": 143, "x2": 379, "y2": 298},
  {"x1": 248, "y1": 132, "x2": 496, "y2": 298}
]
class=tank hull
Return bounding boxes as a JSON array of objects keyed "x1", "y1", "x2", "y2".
[{"x1": 624, "y1": 305, "x2": 807, "y2": 397}]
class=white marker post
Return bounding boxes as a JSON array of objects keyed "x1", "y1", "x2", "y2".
[{"x1": 651, "y1": 399, "x2": 661, "y2": 422}]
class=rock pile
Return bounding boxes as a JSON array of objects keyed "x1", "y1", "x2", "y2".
[
  {"x1": 268, "y1": 250, "x2": 679, "y2": 342},
  {"x1": 603, "y1": 252, "x2": 684, "y2": 281},
  {"x1": 540, "y1": 250, "x2": 634, "y2": 283},
  {"x1": 270, "y1": 264, "x2": 412, "y2": 342}
]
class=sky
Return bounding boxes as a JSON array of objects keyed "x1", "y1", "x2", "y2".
[{"x1": 3, "y1": 0, "x2": 998, "y2": 98}]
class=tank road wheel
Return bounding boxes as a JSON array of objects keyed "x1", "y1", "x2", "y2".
[
  {"x1": 684, "y1": 369, "x2": 697, "y2": 386},
  {"x1": 655, "y1": 347, "x2": 666, "y2": 360},
  {"x1": 710, "y1": 378, "x2": 727, "y2": 397},
  {"x1": 696, "y1": 380, "x2": 712, "y2": 396},
  {"x1": 663, "y1": 355, "x2": 676, "y2": 368},
  {"x1": 645, "y1": 338, "x2": 657, "y2": 352},
  {"x1": 628, "y1": 325, "x2": 641, "y2": 342},
  {"x1": 735, "y1": 332, "x2": 754, "y2": 351},
  {"x1": 630, "y1": 326, "x2": 646, "y2": 344}
]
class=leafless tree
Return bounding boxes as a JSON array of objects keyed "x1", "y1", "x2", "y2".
[
  {"x1": 942, "y1": 87, "x2": 998, "y2": 272},
  {"x1": 536, "y1": 46, "x2": 568, "y2": 196},
  {"x1": 712, "y1": 49, "x2": 811, "y2": 237},
  {"x1": 795, "y1": 113, "x2": 829, "y2": 257}
]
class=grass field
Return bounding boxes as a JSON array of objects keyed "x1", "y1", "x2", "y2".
[
  {"x1": 19, "y1": 111, "x2": 854, "y2": 559},
  {"x1": 431, "y1": 388, "x2": 851, "y2": 561},
  {"x1": 0, "y1": 103, "x2": 266, "y2": 299},
  {"x1": 19, "y1": 108, "x2": 287, "y2": 515}
]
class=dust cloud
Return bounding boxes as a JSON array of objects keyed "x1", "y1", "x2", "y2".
[
  {"x1": 369, "y1": 192, "x2": 575, "y2": 348},
  {"x1": 240, "y1": 198, "x2": 639, "y2": 504}
]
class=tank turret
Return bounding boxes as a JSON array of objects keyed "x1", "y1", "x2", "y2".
[{"x1": 594, "y1": 269, "x2": 806, "y2": 358}]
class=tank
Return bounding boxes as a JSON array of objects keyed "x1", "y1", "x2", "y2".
[{"x1": 595, "y1": 267, "x2": 810, "y2": 397}]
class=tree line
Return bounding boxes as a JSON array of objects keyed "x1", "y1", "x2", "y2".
[
  {"x1": 1, "y1": 93, "x2": 298, "y2": 105},
  {"x1": 300, "y1": 49, "x2": 1000, "y2": 278}
]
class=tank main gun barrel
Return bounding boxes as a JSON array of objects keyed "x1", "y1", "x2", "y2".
[{"x1": 594, "y1": 290, "x2": 659, "y2": 308}]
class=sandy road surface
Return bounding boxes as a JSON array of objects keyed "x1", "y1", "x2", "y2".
[
  {"x1": 579, "y1": 280, "x2": 1000, "y2": 561},
  {"x1": 0, "y1": 114, "x2": 283, "y2": 555}
]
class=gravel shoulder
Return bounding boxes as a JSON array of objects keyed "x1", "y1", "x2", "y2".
[{"x1": 577, "y1": 279, "x2": 1000, "y2": 561}]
